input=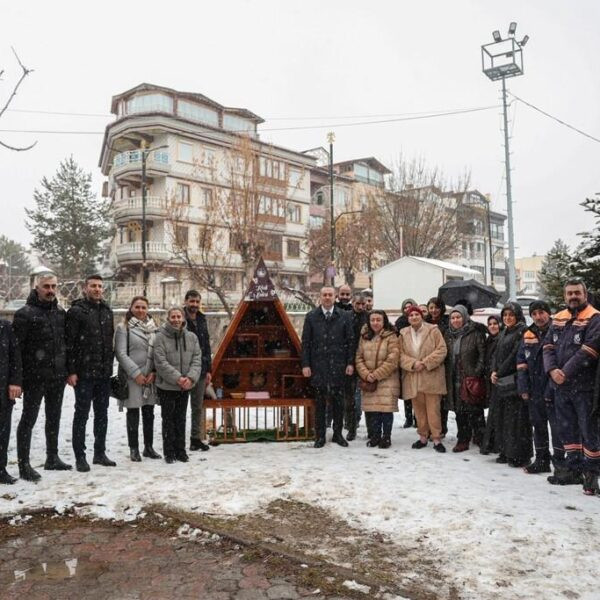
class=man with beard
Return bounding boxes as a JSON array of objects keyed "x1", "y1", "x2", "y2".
[
  {"x1": 517, "y1": 300, "x2": 564, "y2": 475},
  {"x1": 13, "y1": 273, "x2": 71, "y2": 481},
  {"x1": 544, "y1": 278, "x2": 600, "y2": 495},
  {"x1": 334, "y1": 284, "x2": 353, "y2": 311}
]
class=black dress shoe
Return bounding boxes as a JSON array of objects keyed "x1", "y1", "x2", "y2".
[
  {"x1": 313, "y1": 437, "x2": 326, "y2": 448},
  {"x1": 44, "y1": 454, "x2": 72, "y2": 471},
  {"x1": 76, "y1": 456, "x2": 90, "y2": 472},
  {"x1": 434, "y1": 442, "x2": 447, "y2": 453},
  {"x1": 367, "y1": 438, "x2": 381, "y2": 448},
  {"x1": 19, "y1": 462, "x2": 41, "y2": 482},
  {"x1": 175, "y1": 452, "x2": 189, "y2": 463},
  {"x1": 0, "y1": 468, "x2": 17, "y2": 485},
  {"x1": 346, "y1": 429, "x2": 356, "y2": 442},
  {"x1": 93, "y1": 453, "x2": 116, "y2": 467},
  {"x1": 495, "y1": 454, "x2": 508, "y2": 464},
  {"x1": 412, "y1": 440, "x2": 428, "y2": 449},
  {"x1": 130, "y1": 448, "x2": 142, "y2": 462},
  {"x1": 332, "y1": 433, "x2": 348, "y2": 447},
  {"x1": 142, "y1": 446, "x2": 162, "y2": 459},
  {"x1": 165, "y1": 455, "x2": 176, "y2": 464},
  {"x1": 190, "y1": 438, "x2": 210, "y2": 451}
]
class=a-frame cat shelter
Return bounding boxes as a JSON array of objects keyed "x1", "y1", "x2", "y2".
[{"x1": 205, "y1": 259, "x2": 315, "y2": 443}]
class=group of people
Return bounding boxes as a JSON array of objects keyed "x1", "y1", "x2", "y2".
[
  {"x1": 0, "y1": 273, "x2": 212, "y2": 484},
  {"x1": 301, "y1": 279, "x2": 600, "y2": 497}
]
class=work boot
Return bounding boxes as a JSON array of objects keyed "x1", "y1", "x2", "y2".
[
  {"x1": 524, "y1": 456, "x2": 551, "y2": 474},
  {"x1": 44, "y1": 454, "x2": 72, "y2": 471},
  {"x1": 19, "y1": 462, "x2": 41, "y2": 482},
  {"x1": 583, "y1": 472, "x2": 600, "y2": 496},
  {"x1": 93, "y1": 452, "x2": 116, "y2": 467},
  {"x1": 190, "y1": 438, "x2": 210, "y2": 451},
  {"x1": 142, "y1": 445, "x2": 162, "y2": 459},
  {"x1": 332, "y1": 433, "x2": 349, "y2": 447},
  {"x1": 547, "y1": 467, "x2": 583, "y2": 486},
  {"x1": 75, "y1": 456, "x2": 90, "y2": 472},
  {"x1": 0, "y1": 468, "x2": 17, "y2": 485},
  {"x1": 129, "y1": 448, "x2": 142, "y2": 462}
]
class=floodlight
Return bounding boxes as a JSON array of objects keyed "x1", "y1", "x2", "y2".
[
  {"x1": 508, "y1": 22, "x2": 517, "y2": 36},
  {"x1": 492, "y1": 30, "x2": 502, "y2": 42},
  {"x1": 520, "y1": 35, "x2": 529, "y2": 47}
]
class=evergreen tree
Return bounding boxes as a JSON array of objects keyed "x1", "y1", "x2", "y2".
[
  {"x1": 572, "y1": 196, "x2": 600, "y2": 301},
  {"x1": 538, "y1": 239, "x2": 573, "y2": 310},
  {"x1": 26, "y1": 157, "x2": 111, "y2": 278},
  {"x1": 0, "y1": 235, "x2": 30, "y2": 276}
]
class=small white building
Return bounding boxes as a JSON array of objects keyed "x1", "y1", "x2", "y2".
[{"x1": 372, "y1": 256, "x2": 483, "y2": 312}]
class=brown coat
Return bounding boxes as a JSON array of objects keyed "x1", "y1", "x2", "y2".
[
  {"x1": 399, "y1": 322, "x2": 447, "y2": 399},
  {"x1": 355, "y1": 329, "x2": 400, "y2": 413}
]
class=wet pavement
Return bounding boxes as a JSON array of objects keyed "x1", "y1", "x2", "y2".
[{"x1": 0, "y1": 518, "x2": 350, "y2": 599}]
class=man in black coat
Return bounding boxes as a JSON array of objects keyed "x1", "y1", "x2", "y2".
[
  {"x1": 66, "y1": 275, "x2": 115, "y2": 472},
  {"x1": 13, "y1": 273, "x2": 71, "y2": 482},
  {"x1": 184, "y1": 289, "x2": 212, "y2": 452},
  {"x1": 334, "y1": 284, "x2": 353, "y2": 312},
  {"x1": 0, "y1": 318, "x2": 22, "y2": 484},
  {"x1": 302, "y1": 286, "x2": 354, "y2": 447}
]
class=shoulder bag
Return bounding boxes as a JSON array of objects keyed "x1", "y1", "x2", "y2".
[
  {"x1": 459, "y1": 362, "x2": 486, "y2": 406},
  {"x1": 110, "y1": 328, "x2": 130, "y2": 402}
]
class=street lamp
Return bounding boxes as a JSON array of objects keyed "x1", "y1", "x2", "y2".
[
  {"x1": 327, "y1": 132, "x2": 335, "y2": 286},
  {"x1": 140, "y1": 142, "x2": 168, "y2": 296},
  {"x1": 481, "y1": 22, "x2": 529, "y2": 300}
]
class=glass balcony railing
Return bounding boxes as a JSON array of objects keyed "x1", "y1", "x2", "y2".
[{"x1": 113, "y1": 150, "x2": 169, "y2": 169}]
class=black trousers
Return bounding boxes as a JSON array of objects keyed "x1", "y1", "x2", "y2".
[
  {"x1": 72, "y1": 378, "x2": 110, "y2": 458},
  {"x1": 0, "y1": 397, "x2": 14, "y2": 469},
  {"x1": 344, "y1": 377, "x2": 358, "y2": 433},
  {"x1": 126, "y1": 405, "x2": 156, "y2": 449},
  {"x1": 159, "y1": 389, "x2": 188, "y2": 458},
  {"x1": 315, "y1": 387, "x2": 344, "y2": 440},
  {"x1": 17, "y1": 380, "x2": 65, "y2": 462},
  {"x1": 456, "y1": 410, "x2": 486, "y2": 444}
]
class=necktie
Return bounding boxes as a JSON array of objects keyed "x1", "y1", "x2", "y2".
[{"x1": 325, "y1": 311, "x2": 331, "y2": 321}]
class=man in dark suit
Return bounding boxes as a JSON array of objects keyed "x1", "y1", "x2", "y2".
[{"x1": 302, "y1": 286, "x2": 354, "y2": 448}]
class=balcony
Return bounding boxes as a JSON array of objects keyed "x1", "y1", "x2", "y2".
[
  {"x1": 115, "y1": 241, "x2": 172, "y2": 264},
  {"x1": 113, "y1": 196, "x2": 167, "y2": 223},
  {"x1": 112, "y1": 150, "x2": 170, "y2": 180}
]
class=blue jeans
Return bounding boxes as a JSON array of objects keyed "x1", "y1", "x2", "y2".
[{"x1": 72, "y1": 378, "x2": 110, "y2": 457}]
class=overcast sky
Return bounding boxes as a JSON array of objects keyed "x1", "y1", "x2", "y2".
[{"x1": 1, "y1": 0, "x2": 598, "y2": 257}]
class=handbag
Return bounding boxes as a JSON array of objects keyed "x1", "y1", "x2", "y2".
[
  {"x1": 358, "y1": 337, "x2": 383, "y2": 393},
  {"x1": 496, "y1": 373, "x2": 517, "y2": 398},
  {"x1": 460, "y1": 372, "x2": 486, "y2": 405},
  {"x1": 110, "y1": 328, "x2": 130, "y2": 402}
]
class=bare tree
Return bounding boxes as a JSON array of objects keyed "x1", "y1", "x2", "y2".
[
  {"x1": 374, "y1": 156, "x2": 470, "y2": 262},
  {"x1": 0, "y1": 47, "x2": 35, "y2": 151}
]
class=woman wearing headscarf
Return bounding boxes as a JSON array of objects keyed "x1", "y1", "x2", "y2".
[
  {"x1": 444, "y1": 305, "x2": 486, "y2": 452},
  {"x1": 481, "y1": 314, "x2": 503, "y2": 455},
  {"x1": 490, "y1": 302, "x2": 531, "y2": 467},
  {"x1": 355, "y1": 310, "x2": 400, "y2": 448},
  {"x1": 399, "y1": 306, "x2": 448, "y2": 452},
  {"x1": 114, "y1": 296, "x2": 161, "y2": 461}
]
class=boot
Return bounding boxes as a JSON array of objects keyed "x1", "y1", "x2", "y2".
[
  {"x1": 547, "y1": 467, "x2": 583, "y2": 486},
  {"x1": 44, "y1": 454, "x2": 72, "y2": 471},
  {"x1": 378, "y1": 436, "x2": 391, "y2": 449},
  {"x1": 582, "y1": 472, "x2": 600, "y2": 496},
  {"x1": 452, "y1": 441, "x2": 469, "y2": 453},
  {"x1": 130, "y1": 448, "x2": 142, "y2": 462},
  {"x1": 175, "y1": 451, "x2": 189, "y2": 462},
  {"x1": 346, "y1": 427, "x2": 357, "y2": 442},
  {"x1": 495, "y1": 454, "x2": 508, "y2": 464},
  {"x1": 332, "y1": 432, "x2": 349, "y2": 447},
  {"x1": 524, "y1": 455, "x2": 551, "y2": 474},
  {"x1": 508, "y1": 458, "x2": 529, "y2": 468},
  {"x1": 403, "y1": 401, "x2": 413, "y2": 428},
  {"x1": 314, "y1": 437, "x2": 326, "y2": 448},
  {"x1": 93, "y1": 452, "x2": 116, "y2": 467},
  {"x1": 367, "y1": 437, "x2": 381, "y2": 448},
  {"x1": 142, "y1": 445, "x2": 162, "y2": 459},
  {"x1": 19, "y1": 462, "x2": 41, "y2": 482},
  {"x1": 0, "y1": 468, "x2": 17, "y2": 485},
  {"x1": 75, "y1": 456, "x2": 90, "y2": 472},
  {"x1": 190, "y1": 438, "x2": 210, "y2": 451},
  {"x1": 165, "y1": 455, "x2": 176, "y2": 464}
]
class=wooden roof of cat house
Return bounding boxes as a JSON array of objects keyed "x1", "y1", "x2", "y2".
[{"x1": 206, "y1": 258, "x2": 314, "y2": 443}]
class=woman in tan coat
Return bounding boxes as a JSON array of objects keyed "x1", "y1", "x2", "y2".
[
  {"x1": 398, "y1": 306, "x2": 448, "y2": 453},
  {"x1": 355, "y1": 310, "x2": 400, "y2": 449}
]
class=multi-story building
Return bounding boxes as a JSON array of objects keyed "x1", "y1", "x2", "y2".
[
  {"x1": 99, "y1": 83, "x2": 315, "y2": 307},
  {"x1": 515, "y1": 254, "x2": 544, "y2": 296}
]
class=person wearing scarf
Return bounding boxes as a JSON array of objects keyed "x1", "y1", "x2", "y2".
[
  {"x1": 444, "y1": 305, "x2": 486, "y2": 452},
  {"x1": 115, "y1": 296, "x2": 161, "y2": 462},
  {"x1": 481, "y1": 314, "x2": 503, "y2": 455},
  {"x1": 490, "y1": 302, "x2": 531, "y2": 468}
]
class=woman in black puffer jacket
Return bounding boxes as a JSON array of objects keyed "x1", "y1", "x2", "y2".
[{"x1": 490, "y1": 302, "x2": 531, "y2": 467}]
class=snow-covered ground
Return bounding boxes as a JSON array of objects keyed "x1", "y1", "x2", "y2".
[{"x1": 1, "y1": 387, "x2": 598, "y2": 599}]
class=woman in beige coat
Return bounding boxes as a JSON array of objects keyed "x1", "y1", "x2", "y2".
[
  {"x1": 398, "y1": 306, "x2": 448, "y2": 452},
  {"x1": 355, "y1": 310, "x2": 400, "y2": 449}
]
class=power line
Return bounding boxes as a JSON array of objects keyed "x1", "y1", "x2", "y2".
[
  {"x1": 7, "y1": 108, "x2": 111, "y2": 117},
  {"x1": 0, "y1": 104, "x2": 501, "y2": 136},
  {"x1": 509, "y1": 92, "x2": 600, "y2": 144}
]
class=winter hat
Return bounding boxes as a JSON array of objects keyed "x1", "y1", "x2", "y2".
[
  {"x1": 450, "y1": 304, "x2": 470, "y2": 323},
  {"x1": 529, "y1": 300, "x2": 551, "y2": 315},
  {"x1": 406, "y1": 305, "x2": 424, "y2": 317},
  {"x1": 401, "y1": 298, "x2": 417, "y2": 311}
]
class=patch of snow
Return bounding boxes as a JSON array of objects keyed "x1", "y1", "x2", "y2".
[{"x1": 343, "y1": 579, "x2": 370, "y2": 593}]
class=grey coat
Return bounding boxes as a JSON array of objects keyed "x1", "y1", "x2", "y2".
[
  {"x1": 115, "y1": 322, "x2": 156, "y2": 408},
  {"x1": 153, "y1": 322, "x2": 202, "y2": 391}
]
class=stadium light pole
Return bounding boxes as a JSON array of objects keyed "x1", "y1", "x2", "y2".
[{"x1": 481, "y1": 22, "x2": 529, "y2": 299}]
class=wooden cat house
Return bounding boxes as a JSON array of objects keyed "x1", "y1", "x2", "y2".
[{"x1": 205, "y1": 259, "x2": 315, "y2": 443}]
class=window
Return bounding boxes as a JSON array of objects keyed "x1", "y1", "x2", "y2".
[
  {"x1": 264, "y1": 234, "x2": 282, "y2": 256},
  {"x1": 258, "y1": 195, "x2": 285, "y2": 218},
  {"x1": 286, "y1": 203, "x2": 302, "y2": 223},
  {"x1": 223, "y1": 114, "x2": 255, "y2": 133},
  {"x1": 176, "y1": 100, "x2": 219, "y2": 127},
  {"x1": 259, "y1": 157, "x2": 286, "y2": 180},
  {"x1": 314, "y1": 191, "x2": 324, "y2": 206},
  {"x1": 178, "y1": 142, "x2": 193, "y2": 163},
  {"x1": 524, "y1": 270, "x2": 535, "y2": 279},
  {"x1": 309, "y1": 215, "x2": 325, "y2": 229},
  {"x1": 127, "y1": 93, "x2": 173, "y2": 115},
  {"x1": 177, "y1": 183, "x2": 190, "y2": 204},
  {"x1": 221, "y1": 272, "x2": 237, "y2": 291},
  {"x1": 200, "y1": 188, "x2": 213, "y2": 206},
  {"x1": 201, "y1": 147, "x2": 216, "y2": 167},
  {"x1": 289, "y1": 168, "x2": 303, "y2": 188},
  {"x1": 287, "y1": 239, "x2": 300, "y2": 258},
  {"x1": 175, "y1": 225, "x2": 188, "y2": 247}
]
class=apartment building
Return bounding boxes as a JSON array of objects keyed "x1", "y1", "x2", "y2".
[
  {"x1": 515, "y1": 254, "x2": 544, "y2": 295},
  {"x1": 99, "y1": 84, "x2": 315, "y2": 307}
]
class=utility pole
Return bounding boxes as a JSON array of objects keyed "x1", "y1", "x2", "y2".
[{"x1": 327, "y1": 131, "x2": 335, "y2": 286}]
